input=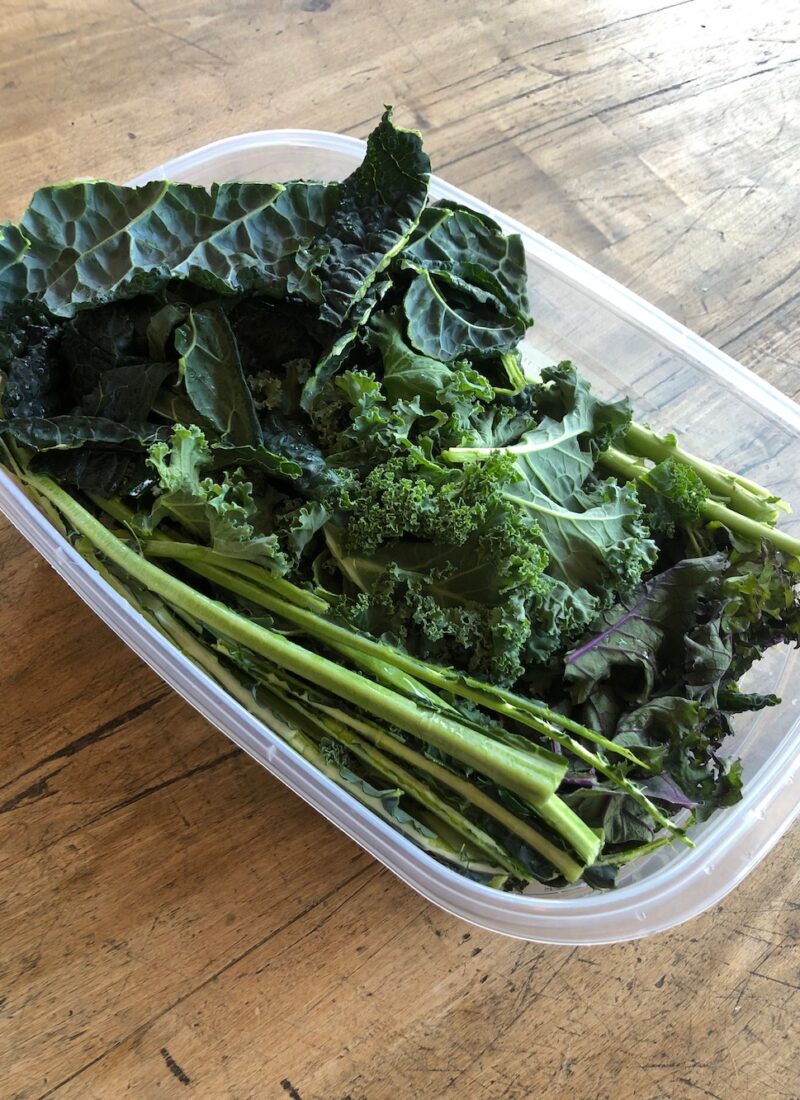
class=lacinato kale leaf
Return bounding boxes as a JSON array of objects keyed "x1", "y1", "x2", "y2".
[
  {"x1": 174, "y1": 305, "x2": 261, "y2": 446},
  {"x1": 0, "y1": 179, "x2": 340, "y2": 314},
  {"x1": 0, "y1": 414, "x2": 169, "y2": 451},
  {"x1": 296, "y1": 107, "x2": 430, "y2": 330},
  {"x1": 402, "y1": 201, "x2": 530, "y2": 361},
  {"x1": 404, "y1": 201, "x2": 531, "y2": 325}
]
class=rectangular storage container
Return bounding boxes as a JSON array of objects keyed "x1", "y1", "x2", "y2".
[{"x1": 2, "y1": 131, "x2": 799, "y2": 944}]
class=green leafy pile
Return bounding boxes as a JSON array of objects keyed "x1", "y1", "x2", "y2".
[{"x1": 2, "y1": 109, "x2": 799, "y2": 893}]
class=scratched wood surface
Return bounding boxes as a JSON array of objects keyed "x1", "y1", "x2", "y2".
[{"x1": 2, "y1": 1, "x2": 800, "y2": 1097}]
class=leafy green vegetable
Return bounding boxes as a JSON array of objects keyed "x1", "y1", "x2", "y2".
[
  {"x1": 402, "y1": 201, "x2": 530, "y2": 361},
  {"x1": 564, "y1": 555, "x2": 727, "y2": 705},
  {"x1": 297, "y1": 107, "x2": 429, "y2": 329},
  {"x1": 2, "y1": 109, "x2": 798, "y2": 896},
  {"x1": 0, "y1": 414, "x2": 167, "y2": 451},
  {"x1": 405, "y1": 201, "x2": 531, "y2": 324},
  {"x1": 0, "y1": 178, "x2": 339, "y2": 314},
  {"x1": 175, "y1": 306, "x2": 261, "y2": 446}
]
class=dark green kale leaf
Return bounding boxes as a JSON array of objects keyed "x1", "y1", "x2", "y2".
[
  {"x1": 146, "y1": 303, "x2": 187, "y2": 361},
  {"x1": 402, "y1": 201, "x2": 530, "y2": 361},
  {"x1": 404, "y1": 201, "x2": 531, "y2": 324},
  {"x1": 175, "y1": 306, "x2": 261, "y2": 447},
  {"x1": 0, "y1": 415, "x2": 169, "y2": 451},
  {"x1": 0, "y1": 179, "x2": 340, "y2": 314},
  {"x1": 1, "y1": 306, "x2": 66, "y2": 418},
  {"x1": 296, "y1": 107, "x2": 430, "y2": 330},
  {"x1": 367, "y1": 309, "x2": 493, "y2": 413},
  {"x1": 300, "y1": 276, "x2": 392, "y2": 417},
  {"x1": 29, "y1": 447, "x2": 155, "y2": 497},
  {"x1": 564, "y1": 554, "x2": 728, "y2": 705},
  {"x1": 259, "y1": 409, "x2": 343, "y2": 499},
  {"x1": 403, "y1": 270, "x2": 525, "y2": 362},
  {"x1": 79, "y1": 361, "x2": 175, "y2": 422},
  {"x1": 717, "y1": 685, "x2": 780, "y2": 712},
  {"x1": 0, "y1": 413, "x2": 170, "y2": 496},
  {"x1": 614, "y1": 695, "x2": 744, "y2": 821},
  {"x1": 59, "y1": 301, "x2": 150, "y2": 397}
]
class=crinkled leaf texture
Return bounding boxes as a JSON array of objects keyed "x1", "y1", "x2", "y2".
[
  {"x1": 0, "y1": 179, "x2": 340, "y2": 314},
  {"x1": 148, "y1": 425, "x2": 290, "y2": 573},
  {"x1": 402, "y1": 201, "x2": 530, "y2": 361},
  {"x1": 297, "y1": 106, "x2": 430, "y2": 330}
]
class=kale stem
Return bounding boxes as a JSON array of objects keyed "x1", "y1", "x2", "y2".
[
  {"x1": 246, "y1": 669, "x2": 590, "y2": 877},
  {"x1": 27, "y1": 473, "x2": 567, "y2": 807},
  {"x1": 262, "y1": 684, "x2": 536, "y2": 880},
  {"x1": 152, "y1": 551, "x2": 677, "y2": 843},
  {"x1": 601, "y1": 446, "x2": 800, "y2": 558},
  {"x1": 621, "y1": 422, "x2": 786, "y2": 522},
  {"x1": 142, "y1": 540, "x2": 648, "y2": 767},
  {"x1": 88, "y1": 495, "x2": 328, "y2": 613},
  {"x1": 154, "y1": 600, "x2": 504, "y2": 875},
  {"x1": 595, "y1": 835, "x2": 674, "y2": 867}
]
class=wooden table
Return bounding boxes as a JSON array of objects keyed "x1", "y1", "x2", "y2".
[{"x1": 2, "y1": 2, "x2": 799, "y2": 1097}]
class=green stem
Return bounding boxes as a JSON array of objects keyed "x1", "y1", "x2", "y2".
[
  {"x1": 144, "y1": 543, "x2": 681, "y2": 843},
  {"x1": 173, "y1": 613, "x2": 504, "y2": 874},
  {"x1": 333, "y1": 642, "x2": 465, "y2": 716},
  {"x1": 476, "y1": 700, "x2": 688, "y2": 842},
  {"x1": 28, "y1": 473, "x2": 567, "y2": 807},
  {"x1": 243, "y1": 661, "x2": 592, "y2": 876},
  {"x1": 621, "y1": 422, "x2": 784, "y2": 522},
  {"x1": 334, "y1": 636, "x2": 680, "y2": 840},
  {"x1": 267, "y1": 686, "x2": 535, "y2": 880},
  {"x1": 595, "y1": 835, "x2": 674, "y2": 867},
  {"x1": 85, "y1": 491, "x2": 673, "y2": 843},
  {"x1": 143, "y1": 540, "x2": 646, "y2": 767},
  {"x1": 74, "y1": 556, "x2": 516, "y2": 879},
  {"x1": 89, "y1": 494, "x2": 328, "y2": 614},
  {"x1": 601, "y1": 446, "x2": 800, "y2": 558},
  {"x1": 305, "y1": 700, "x2": 591, "y2": 878}
]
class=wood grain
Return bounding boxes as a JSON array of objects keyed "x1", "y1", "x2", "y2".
[{"x1": 2, "y1": 1, "x2": 799, "y2": 1097}]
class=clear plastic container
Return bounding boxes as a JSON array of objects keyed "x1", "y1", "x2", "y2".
[{"x1": 2, "y1": 131, "x2": 799, "y2": 944}]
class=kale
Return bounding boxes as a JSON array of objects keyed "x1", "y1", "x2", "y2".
[{"x1": 2, "y1": 108, "x2": 798, "y2": 894}]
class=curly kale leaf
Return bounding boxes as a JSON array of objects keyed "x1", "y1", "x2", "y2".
[
  {"x1": 324, "y1": 453, "x2": 550, "y2": 684},
  {"x1": 448, "y1": 362, "x2": 655, "y2": 597},
  {"x1": 721, "y1": 538, "x2": 800, "y2": 679},
  {"x1": 640, "y1": 458, "x2": 710, "y2": 537},
  {"x1": 147, "y1": 424, "x2": 290, "y2": 573}
]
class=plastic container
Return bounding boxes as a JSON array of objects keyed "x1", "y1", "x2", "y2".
[{"x1": 2, "y1": 130, "x2": 799, "y2": 945}]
